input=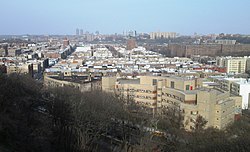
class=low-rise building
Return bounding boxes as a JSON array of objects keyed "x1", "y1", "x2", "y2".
[
  {"x1": 44, "y1": 75, "x2": 101, "y2": 92},
  {"x1": 7, "y1": 63, "x2": 33, "y2": 77}
]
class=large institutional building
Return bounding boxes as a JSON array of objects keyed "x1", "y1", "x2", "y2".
[
  {"x1": 150, "y1": 32, "x2": 177, "y2": 39},
  {"x1": 215, "y1": 39, "x2": 236, "y2": 45},
  {"x1": 102, "y1": 76, "x2": 242, "y2": 130},
  {"x1": 216, "y1": 57, "x2": 250, "y2": 74},
  {"x1": 156, "y1": 44, "x2": 250, "y2": 57}
]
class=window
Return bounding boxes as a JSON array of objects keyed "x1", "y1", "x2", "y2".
[
  {"x1": 186, "y1": 85, "x2": 190, "y2": 91},
  {"x1": 171, "y1": 81, "x2": 175, "y2": 88},
  {"x1": 153, "y1": 79, "x2": 157, "y2": 85}
]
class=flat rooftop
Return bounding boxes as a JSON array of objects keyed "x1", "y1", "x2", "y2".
[{"x1": 118, "y1": 79, "x2": 140, "y2": 84}]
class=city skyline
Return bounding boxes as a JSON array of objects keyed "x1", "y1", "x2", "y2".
[{"x1": 1, "y1": 0, "x2": 250, "y2": 35}]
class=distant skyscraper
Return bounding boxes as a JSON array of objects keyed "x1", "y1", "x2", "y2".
[
  {"x1": 76, "y1": 28, "x2": 80, "y2": 36},
  {"x1": 3, "y1": 44, "x2": 8, "y2": 56},
  {"x1": 80, "y1": 29, "x2": 84, "y2": 35},
  {"x1": 128, "y1": 30, "x2": 134, "y2": 37}
]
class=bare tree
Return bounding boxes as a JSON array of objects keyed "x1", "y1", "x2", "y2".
[{"x1": 194, "y1": 115, "x2": 208, "y2": 131}]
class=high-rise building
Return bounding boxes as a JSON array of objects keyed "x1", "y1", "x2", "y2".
[
  {"x1": 150, "y1": 32, "x2": 177, "y2": 39},
  {"x1": 215, "y1": 39, "x2": 236, "y2": 45},
  {"x1": 76, "y1": 28, "x2": 80, "y2": 36},
  {"x1": 80, "y1": 29, "x2": 84, "y2": 35},
  {"x1": 1, "y1": 44, "x2": 8, "y2": 56},
  {"x1": 216, "y1": 57, "x2": 249, "y2": 73}
]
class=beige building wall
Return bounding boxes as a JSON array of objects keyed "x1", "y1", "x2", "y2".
[
  {"x1": 116, "y1": 83, "x2": 157, "y2": 109},
  {"x1": 102, "y1": 77, "x2": 117, "y2": 92},
  {"x1": 7, "y1": 63, "x2": 33, "y2": 75},
  {"x1": 140, "y1": 76, "x2": 164, "y2": 85},
  {"x1": 214, "y1": 99, "x2": 235, "y2": 129},
  {"x1": 212, "y1": 78, "x2": 231, "y2": 92},
  {"x1": 217, "y1": 57, "x2": 248, "y2": 73},
  {"x1": 140, "y1": 76, "x2": 201, "y2": 91},
  {"x1": 226, "y1": 58, "x2": 246, "y2": 73},
  {"x1": 102, "y1": 76, "x2": 239, "y2": 130},
  {"x1": 166, "y1": 77, "x2": 197, "y2": 91},
  {"x1": 230, "y1": 96, "x2": 242, "y2": 115},
  {"x1": 246, "y1": 58, "x2": 250, "y2": 72},
  {"x1": 212, "y1": 77, "x2": 246, "y2": 109}
]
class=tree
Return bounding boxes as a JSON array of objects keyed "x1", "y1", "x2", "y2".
[
  {"x1": 0, "y1": 73, "x2": 52, "y2": 152},
  {"x1": 1, "y1": 73, "x2": 250, "y2": 152},
  {"x1": 194, "y1": 115, "x2": 208, "y2": 131}
]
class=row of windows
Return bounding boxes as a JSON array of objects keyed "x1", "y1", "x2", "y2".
[
  {"x1": 163, "y1": 100, "x2": 179, "y2": 107},
  {"x1": 216, "y1": 110, "x2": 225, "y2": 113},
  {"x1": 136, "y1": 95, "x2": 156, "y2": 100},
  {"x1": 46, "y1": 81, "x2": 80, "y2": 89},
  {"x1": 162, "y1": 92, "x2": 184, "y2": 102},
  {"x1": 136, "y1": 101, "x2": 156, "y2": 106},
  {"x1": 161, "y1": 105, "x2": 182, "y2": 113},
  {"x1": 163, "y1": 99, "x2": 180, "y2": 107},
  {"x1": 137, "y1": 89, "x2": 157, "y2": 93},
  {"x1": 117, "y1": 88, "x2": 156, "y2": 93},
  {"x1": 128, "y1": 94, "x2": 135, "y2": 98}
]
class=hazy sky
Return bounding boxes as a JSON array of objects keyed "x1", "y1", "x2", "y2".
[{"x1": 1, "y1": 0, "x2": 250, "y2": 35}]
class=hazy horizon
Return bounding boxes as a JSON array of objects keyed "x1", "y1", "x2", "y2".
[{"x1": 1, "y1": 0, "x2": 250, "y2": 35}]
